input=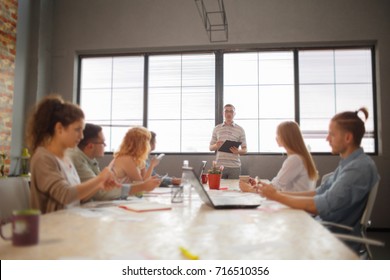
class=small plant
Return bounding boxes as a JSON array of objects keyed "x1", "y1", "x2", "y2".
[{"x1": 208, "y1": 161, "x2": 224, "y2": 174}]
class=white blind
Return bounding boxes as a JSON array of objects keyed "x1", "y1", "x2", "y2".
[
  {"x1": 78, "y1": 47, "x2": 376, "y2": 154},
  {"x1": 148, "y1": 53, "x2": 215, "y2": 152},
  {"x1": 299, "y1": 49, "x2": 374, "y2": 152},
  {"x1": 80, "y1": 56, "x2": 144, "y2": 152}
]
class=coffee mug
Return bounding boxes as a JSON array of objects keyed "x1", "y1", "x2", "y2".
[
  {"x1": 0, "y1": 209, "x2": 40, "y2": 246},
  {"x1": 239, "y1": 175, "x2": 250, "y2": 183}
]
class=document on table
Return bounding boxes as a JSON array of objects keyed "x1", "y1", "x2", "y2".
[
  {"x1": 118, "y1": 201, "x2": 172, "y2": 212},
  {"x1": 144, "y1": 188, "x2": 172, "y2": 196}
]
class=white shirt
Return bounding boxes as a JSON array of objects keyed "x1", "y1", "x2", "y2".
[
  {"x1": 55, "y1": 156, "x2": 81, "y2": 208},
  {"x1": 271, "y1": 154, "x2": 316, "y2": 192}
]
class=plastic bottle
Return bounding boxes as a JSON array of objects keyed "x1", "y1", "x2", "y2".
[{"x1": 181, "y1": 160, "x2": 192, "y2": 201}]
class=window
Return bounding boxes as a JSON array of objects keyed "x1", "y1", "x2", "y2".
[
  {"x1": 224, "y1": 51, "x2": 295, "y2": 153},
  {"x1": 78, "y1": 46, "x2": 376, "y2": 154},
  {"x1": 223, "y1": 48, "x2": 375, "y2": 153},
  {"x1": 80, "y1": 56, "x2": 144, "y2": 152},
  {"x1": 147, "y1": 53, "x2": 215, "y2": 152},
  {"x1": 299, "y1": 49, "x2": 375, "y2": 153}
]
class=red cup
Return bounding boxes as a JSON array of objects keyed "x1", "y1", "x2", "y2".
[{"x1": 201, "y1": 173, "x2": 208, "y2": 184}]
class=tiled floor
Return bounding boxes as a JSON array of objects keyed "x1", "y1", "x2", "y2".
[{"x1": 367, "y1": 230, "x2": 390, "y2": 260}]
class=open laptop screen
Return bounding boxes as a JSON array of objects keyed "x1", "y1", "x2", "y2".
[{"x1": 182, "y1": 167, "x2": 262, "y2": 209}]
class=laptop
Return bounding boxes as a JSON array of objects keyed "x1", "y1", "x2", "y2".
[
  {"x1": 182, "y1": 167, "x2": 263, "y2": 209},
  {"x1": 195, "y1": 160, "x2": 207, "y2": 180}
]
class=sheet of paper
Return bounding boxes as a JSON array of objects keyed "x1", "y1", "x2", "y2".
[{"x1": 118, "y1": 201, "x2": 172, "y2": 212}]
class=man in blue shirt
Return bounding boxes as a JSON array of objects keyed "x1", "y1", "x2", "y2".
[{"x1": 245, "y1": 108, "x2": 379, "y2": 253}]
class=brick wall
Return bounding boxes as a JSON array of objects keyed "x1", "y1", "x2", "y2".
[{"x1": 0, "y1": 0, "x2": 18, "y2": 175}]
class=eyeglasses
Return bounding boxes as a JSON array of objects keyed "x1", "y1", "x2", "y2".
[
  {"x1": 92, "y1": 141, "x2": 106, "y2": 147},
  {"x1": 224, "y1": 110, "x2": 235, "y2": 113}
]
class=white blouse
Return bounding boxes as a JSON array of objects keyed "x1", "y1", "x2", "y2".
[
  {"x1": 56, "y1": 156, "x2": 81, "y2": 208},
  {"x1": 271, "y1": 154, "x2": 316, "y2": 192}
]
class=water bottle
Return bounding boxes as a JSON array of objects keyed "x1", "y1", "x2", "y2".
[{"x1": 181, "y1": 160, "x2": 192, "y2": 201}]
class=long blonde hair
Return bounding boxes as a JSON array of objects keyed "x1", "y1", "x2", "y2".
[
  {"x1": 277, "y1": 121, "x2": 318, "y2": 181},
  {"x1": 114, "y1": 127, "x2": 151, "y2": 168}
]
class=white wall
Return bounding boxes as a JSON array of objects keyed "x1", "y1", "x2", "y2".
[{"x1": 19, "y1": 0, "x2": 390, "y2": 227}]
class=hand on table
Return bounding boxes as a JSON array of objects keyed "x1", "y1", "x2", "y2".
[
  {"x1": 99, "y1": 167, "x2": 122, "y2": 190},
  {"x1": 171, "y1": 177, "x2": 181, "y2": 185},
  {"x1": 142, "y1": 175, "x2": 162, "y2": 191},
  {"x1": 239, "y1": 180, "x2": 257, "y2": 193},
  {"x1": 257, "y1": 182, "x2": 278, "y2": 199}
]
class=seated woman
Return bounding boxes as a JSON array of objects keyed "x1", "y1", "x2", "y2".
[
  {"x1": 109, "y1": 127, "x2": 160, "y2": 193},
  {"x1": 27, "y1": 95, "x2": 120, "y2": 214},
  {"x1": 240, "y1": 121, "x2": 318, "y2": 193}
]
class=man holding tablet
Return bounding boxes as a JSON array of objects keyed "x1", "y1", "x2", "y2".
[{"x1": 209, "y1": 104, "x2": 247, "y2": 179}]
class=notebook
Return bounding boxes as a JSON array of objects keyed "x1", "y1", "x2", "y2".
[
  {"x1": 182, "y1": 167, "x2": 263, "y2": 209},
  {"x1": 118, "y1": 202, "x2": 171, "y2": 213}
]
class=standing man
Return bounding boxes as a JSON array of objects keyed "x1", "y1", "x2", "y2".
[{"x1": 209, "y1": 104, "x2": 247, "y2": 179}]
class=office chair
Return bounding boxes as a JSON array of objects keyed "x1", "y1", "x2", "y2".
[
  {"x1": 321, "y1": 179, "x2": 384, "y2": 259},
  {"x1": 0, "y1": 177, "x2": 31, "y2": 223}
]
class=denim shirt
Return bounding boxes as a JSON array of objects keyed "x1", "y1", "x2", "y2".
[{"x1": 314, "y1": 148, "x2": 379, "y2": 235}]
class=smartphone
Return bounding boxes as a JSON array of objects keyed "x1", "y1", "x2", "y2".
[{"x1": 156, "y1": 153, "x2": 165, "y2": 160}]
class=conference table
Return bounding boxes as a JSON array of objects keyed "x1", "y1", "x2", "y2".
[{"x1": 0, "y1": 180, "x2": 357, "y2": 260}]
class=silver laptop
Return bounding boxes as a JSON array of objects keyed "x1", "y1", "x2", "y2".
[
  {"x1": 182, "y1": 167, "x2": 263, "y2": 209},
  {"x1": 195, "y1": 160, "x2": 207, "y2": 180}
]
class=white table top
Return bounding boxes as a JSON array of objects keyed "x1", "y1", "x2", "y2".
[{"x1": 0, "y1": 181, "x2": 357, "y2": 260}]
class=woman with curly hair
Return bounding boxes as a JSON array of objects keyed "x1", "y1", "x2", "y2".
[
  {"x1": 109, "y1": 127, "x2": 161, "y2": 192},
  {"x1": 26, "y1": 95, "x2": 119, "y2": 214}
]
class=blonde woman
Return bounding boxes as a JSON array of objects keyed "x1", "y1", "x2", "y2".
[
  {"x1": 241, "y1": 121, "x2": 318, "y2": 192},
  {"x1": 109, "y1": 127, "x2": 161, "y2": 193}
]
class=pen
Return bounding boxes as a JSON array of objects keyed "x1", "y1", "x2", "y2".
[{"x1": 179, "y1": 246, "x2": 199, "y2": 260}]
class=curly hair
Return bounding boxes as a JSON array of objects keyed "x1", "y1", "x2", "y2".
[
  {"x1": 26, "y1": 95, "x2": 84, "y2": 154},
  {"x1": 114, "y1": 126, "x2": 151, "y2": 168}
]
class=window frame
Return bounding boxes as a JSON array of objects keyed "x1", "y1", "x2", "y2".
[{"x1": 77, "y1": 45, "x2": 378, "y2": 156}]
